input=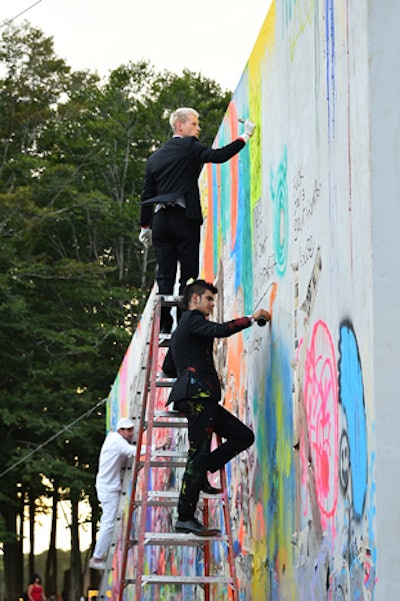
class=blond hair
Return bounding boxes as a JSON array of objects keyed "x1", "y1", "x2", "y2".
[{"x1": 169, "y1": 107, "x2": 199, "y2": 132}]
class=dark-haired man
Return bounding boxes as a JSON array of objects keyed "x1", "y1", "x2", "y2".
[
  {"x1": 139, "y1": 107, "x2": 256, "y2": 333},
  {"x1": 162, "y1": 279, "x2": 271, "y2": 536}
]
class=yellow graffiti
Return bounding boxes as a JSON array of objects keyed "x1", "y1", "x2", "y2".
[{"x1": 248, "y1": 1, "x2": 277, "y2": 213}]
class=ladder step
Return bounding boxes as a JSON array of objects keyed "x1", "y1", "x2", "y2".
[
  {"x1": 157, "y1": 294, "x2": 183, "y2": 307},
  {"x1": 149, "y1": 450, "x2": 188, "y2": 459},
  {"x1": 146, "y1": 413, "x2": 187, "y2": 428},
  {"x1": 148, "y1": 419, "x2": 187, "y2": 428},
  {"x1": 136, "y1": 490, "x2": 224, "y2": 506},
  {"x1": 154, "y1": 410, "x2": 184, "y2": 418},
  {"x1": 156, "y1": 376, "x2": 176, "y2": 387},
  {"x1": 131, "y1": 532, "x2": 229, "y2": 546},
  {"x1": 128, "y1": 574, "x2": 234, "y2": 586},
  {"x1": 139, "y1": 458, "x2": 187, "y2": 468}
]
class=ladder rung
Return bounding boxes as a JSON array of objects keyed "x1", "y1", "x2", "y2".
[
  {"x1": 128, "y1": 574, "x2": 234, "y2": 586},
  {"x1": 135, "y1": 490, "x2": 224, "y2": 506},
  {"x1": 135, "y1": 491, "x2": 179, "y2": 507},
  {"x1": 156, "y1": 377, "x2": 176, "y2": 387},
  {"x1": 146, "y1": 413, "x2": 187, "y2": 428},
  {"x1": 139, "y1": 458, "x2": 187, "y2": 467},
  {"x1": 149, "y1": 420, "x2": 187, "y2": 428},
  {"x1": 154, "y1": 410, "x2": 184, "y2": 417},
  {"x1": 157, "y1": 295, "x2": 183, "y2": 307},
  {"x1": 131, "y1": 532, "x2": 229, "y2": 546},
  {"x1": 145, "y1": 418, "x2": 187, "y2": 428},
  {"x1": 148, "y1": 450, "x2": 188, "y2": 459}
]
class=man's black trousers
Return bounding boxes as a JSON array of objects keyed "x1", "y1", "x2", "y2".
[
  {"x1": 174, "y1": 398, "x2": 255, "y2": 521},
  {"x1": 152, "y1": 205, "x2": 200, "y2": 332}
]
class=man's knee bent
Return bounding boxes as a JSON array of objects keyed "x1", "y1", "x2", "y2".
[{"x1": 237, "y1": 427, "x2": 255, "y2": 452}]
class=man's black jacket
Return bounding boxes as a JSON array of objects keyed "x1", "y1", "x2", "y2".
[
  {"x1": 140, "y1": 136, "x2": 245, "y2": 226},
  {"x1": 162, "y1": 309, "x2": 251, "y2": 402}
]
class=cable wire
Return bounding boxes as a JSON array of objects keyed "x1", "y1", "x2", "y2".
[
  {"x1": 1, "y1": 0, "x2": 43, "y2": 29},
  {"x1": 0, "y1": 396, "x2": 107, "y2": 479}
]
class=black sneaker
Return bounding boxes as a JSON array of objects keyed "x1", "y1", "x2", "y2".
[{"x1": 175, "y1": 517, "x2": 220, "y2": 536}]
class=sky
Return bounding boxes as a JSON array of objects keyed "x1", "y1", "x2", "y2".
[
  {"x1": 1, "y1": 0, "x2": 273, "y2": 555},
  {"x1": 1, "y1": 0, "x2": 272, "y2": 92}
]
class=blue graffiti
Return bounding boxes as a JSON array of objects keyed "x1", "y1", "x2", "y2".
[
  {"x1": 282, "y1": 0, "x2": 296, "y2": 29},
  {"x1": 236, "y1": 160, "x2": 253, "y2": 313},
  {"x1": 338, "y1": 321, "x2": 367, "y2": 520}
]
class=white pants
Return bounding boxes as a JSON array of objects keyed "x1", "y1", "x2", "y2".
[{"x1": 93, "y1": 490, "x2": 120, "y2": 559}]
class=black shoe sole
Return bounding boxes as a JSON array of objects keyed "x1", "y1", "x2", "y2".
[{"x1": 175, "y1": 526, "x2": 221, "y2": 536}]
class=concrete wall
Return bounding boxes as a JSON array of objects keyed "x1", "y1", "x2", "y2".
[
  {"x1": 369, "y1": 1, "x2": 400, "y2": 599},
  {"x1": 196, "y1": 0, "x2": 400, "y2": 598},
  {"x1": 104, "y1": 1, "x2": 400, "y2": 598}
]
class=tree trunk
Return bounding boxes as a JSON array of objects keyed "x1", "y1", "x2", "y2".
[
  {"x1": 116, "y1": 236, "x2": 125, "y2": 281},
  {"x1": 89, "y1": 499, "x2": 100, "y2": 590},
  {"x1": 68, "y1": 496, "x2": 82, "y2": 601},
  {"x1": 1, "y1": 491, "x2": 24, "y2": 600},
  {"x1": 18, "y1": 489, "x2": 24, "y2": 588},
  {"x1": 29, "y1": 492, "x2": 35, "y2": 579},
  {"x1": 45, "y1": 485, "x2": 59, "y2": 595}
]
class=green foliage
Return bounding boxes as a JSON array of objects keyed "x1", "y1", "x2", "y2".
[{"x1": 0, "y1": 19, "x2": 232, "y2": 598}]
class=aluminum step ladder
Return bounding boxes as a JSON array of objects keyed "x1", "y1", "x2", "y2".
[{"x1": 108, "y1": 294, "x2": 239, "y2": 600}]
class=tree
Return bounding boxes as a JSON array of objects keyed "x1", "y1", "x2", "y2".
[{"x1": 0, "y1": 20, "x2": 232, "y2": 598}]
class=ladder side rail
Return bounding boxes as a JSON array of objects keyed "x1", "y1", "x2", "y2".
[
  {"x1": 97, "y1": 462, "x2": 134, "y2": 599},
  {"x1": 116, "y1": 381, "x2": 150, "y2": 600},
  {"x1": 117, "y1": 301, "x2": 158, "y2": 601},
  {"x1": 98, "y1": 304, "x2": 155, "y2": 599},
  {"x1": 217, "y1": 434, "x2": 239, "y2": 601},
  {"x1": 134, "y1": 298, "x2": 162, "y2": 600},
  {"x1": 99, "y1": 314, "x2": 155, "y2": 599},
  {"x1": 203, "y1": 498, "x2": 211, "y2": 601}
]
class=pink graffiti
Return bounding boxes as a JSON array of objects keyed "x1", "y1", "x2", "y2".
[{"x1": 303, "y1": 320, "x2": 338, "y2": 520}]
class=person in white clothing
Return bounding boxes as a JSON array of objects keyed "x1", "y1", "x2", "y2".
[{"x1": 89, "y1": 417, "x2": 171, "y2": 570}]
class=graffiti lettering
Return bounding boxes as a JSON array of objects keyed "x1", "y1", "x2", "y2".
[
  {"x1": 293, "y1": 170, "x2": 322, "y2": 242},
  {"x1": 299, "y1": 234, "x2": 315, "y2": 267},
  {"x1": 300, "y1": 247, "x2": 322, "y2": 318}
]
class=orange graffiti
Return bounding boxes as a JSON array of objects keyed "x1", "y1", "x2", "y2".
[
  {"x1": 269, "y1": 281, "x2": 278, "y2": 317},
  {"x1": 203, "y1": 162, "x2": 215, "y2": 281},
  {"x1": 224, "y1": 329, "x2": 245, "y2": 415},
  {"x1": 256, "y1": 502, "x2": 267, "y2": 539}
]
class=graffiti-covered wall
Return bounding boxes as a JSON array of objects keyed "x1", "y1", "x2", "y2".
[
  {"x1": 196, "y1": 0, "x2": 400, "y2": 599},
  {"x1": 104, "y1": 1, "x2": 400, "y2": 599}
]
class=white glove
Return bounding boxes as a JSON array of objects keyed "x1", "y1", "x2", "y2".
[
  {"x1": 242, "y1": 119, "x2": 256, "y2": 142},
  {"x1": 139, "y1": 227, "x2": 152, "y2": 248}
]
